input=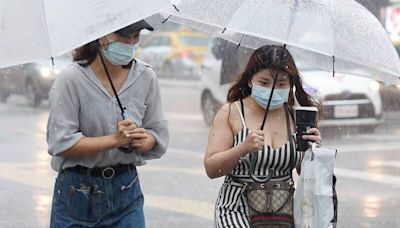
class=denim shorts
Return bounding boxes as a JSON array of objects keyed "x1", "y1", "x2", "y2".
[{"x1": 50, "y1": 166, "x2": 144, "y2": 227}]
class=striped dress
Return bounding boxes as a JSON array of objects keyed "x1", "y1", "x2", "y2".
[{"x1": 214, "y1": 101, "x2": 304, "y2": 228}]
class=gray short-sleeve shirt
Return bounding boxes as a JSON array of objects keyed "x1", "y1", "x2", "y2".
[{"x1": 46, "y1": 60, "x2": 169, "y2": 172}]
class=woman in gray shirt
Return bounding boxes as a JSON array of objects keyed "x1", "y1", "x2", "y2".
[{"x1": 47, "y1": 20, "x2": 169, "y2": 227}]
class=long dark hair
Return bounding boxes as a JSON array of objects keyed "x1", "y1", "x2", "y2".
[
  {"x1": 72, "y1": 40, "x2": 100, "y2": 67},
  {"x1": 227, "y1": 45, "x2": 318, "y2": 109}
]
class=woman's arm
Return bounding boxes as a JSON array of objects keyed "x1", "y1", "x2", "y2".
[
  {"x1": 60, "y1": 135, "x2": 118, "y2": 157},
  {"x1": 204, "y1": 103, "x2": 264, "y2": 179},
  {"x1": 60, "y1": 119, "x2": 138, "y2": 158},
  {"x1": 137, "y1": 72, "x2": 169, "y2": 159}
]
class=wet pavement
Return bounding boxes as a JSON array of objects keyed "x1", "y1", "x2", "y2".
[{"x1": 0, "y1": 79, "x2": 400, "y2": 227}]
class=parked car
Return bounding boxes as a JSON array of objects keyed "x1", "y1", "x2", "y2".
[
  {"x1": 200, "y1": 42, "x2": 384, "y2": 133},
  {"x1": 136, "y1": 30, "x2": 210, "y2": 79},
  {"x1": 0, "y1": 53, "x2": 72, "y2": 107},
  {"x1": 379, "y1": 39, "x2": 400, "y2": 111}
]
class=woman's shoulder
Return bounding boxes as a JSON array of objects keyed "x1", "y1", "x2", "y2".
[
  {"x1": 218, "y1": 101, "x2": 240, "y2": 115},
  {"x1": 55, "y1": 62, "x2": 86, "y2": 84},
  {"x1": 214, "y1": 101, "x2": 243, "y2": 129},
  {"x1": 135, "y1": 59, "x2": 156, "y2": 79}
]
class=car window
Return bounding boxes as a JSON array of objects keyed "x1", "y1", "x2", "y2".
[
  {"x1": 178, "y1": 36, "x2": 209, "y2": 46},
  {"x1": 143, "y1": 37, "x2": 162, "y2": 47},
  {"x1": 160, "y1": 37, "x2": 171, "y2": 46},
  {"x1": 395, "y1": 43, "x2": 400, "y2": 57}
]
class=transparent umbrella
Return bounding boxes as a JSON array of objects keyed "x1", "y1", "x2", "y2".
[
  {"x1": 165, "y1": 0, "x2": 400, "y2": 84},
  {"x1": 0, "y1": 0, "x2": 174, "y2": 68}
]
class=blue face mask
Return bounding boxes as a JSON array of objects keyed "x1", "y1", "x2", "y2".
[
  {"x1": 251, "y1": 82, "x2": 290, "y2": 110},
  {"x1": 102, "y1": 36, "x2": 136, "y2": 65}
]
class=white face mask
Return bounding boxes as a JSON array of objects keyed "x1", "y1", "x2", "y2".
[
  {"x1": 251, "y1": 82, "x2": 290, "y2": 110},
  {"x1": 102, "y1": 36, "x2": 136, "y2": 65}
]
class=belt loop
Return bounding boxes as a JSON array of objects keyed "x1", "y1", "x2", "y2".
[{"x1": 87, "y1": 167, "x2": 91, "y2": 177}]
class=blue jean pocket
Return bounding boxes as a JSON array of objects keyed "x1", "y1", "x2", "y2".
[
  {"x1": 120, "y1": 173, "x2": 143, "y2": 210},
  {"x1": 68, "y1": 184, "x2": 105, "y2": 224}
]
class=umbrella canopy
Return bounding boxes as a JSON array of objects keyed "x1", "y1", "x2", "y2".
[
  {"x1": 167, "y1": 0, "x2": 400, "y2": 84},
  {"x1": 0, "y1": 0, "x2": 173, "y2": 68}
]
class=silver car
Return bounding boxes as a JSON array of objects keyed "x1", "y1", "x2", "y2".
[{"x1": 0, "y1": 53, "x2": 71, "y2": 107}]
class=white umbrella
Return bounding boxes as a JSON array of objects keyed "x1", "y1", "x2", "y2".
[
  {"x1": 0, "y1": 0, "x2": 174, "y2": 68},
  {"x1": 166, "y1": 0, "x2": 400, "y2": 84}
]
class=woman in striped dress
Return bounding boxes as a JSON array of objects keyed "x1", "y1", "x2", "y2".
[{"x1": 204, "y1": 45, "x2": 322, "y2": 227}]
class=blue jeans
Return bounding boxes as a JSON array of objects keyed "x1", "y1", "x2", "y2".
[{"x1": 50, "y1": 166, "x2": 145, "y2": 227}]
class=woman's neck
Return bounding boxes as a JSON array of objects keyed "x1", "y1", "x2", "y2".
[{"x1": 91, "y1": 54, "x2": 126, "y2": 80}]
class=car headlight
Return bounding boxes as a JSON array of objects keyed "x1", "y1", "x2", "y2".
[
  {"x1": 369, "y1": 81, "x2": 380, "y2": 92},
  {"x1": 40, "y1": 67, "x2": 51, "y2": 78},
  {"x1": 396, "y1": 84, "x2": 400, "y2": 90}
]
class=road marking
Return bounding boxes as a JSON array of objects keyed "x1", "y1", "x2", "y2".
[
  {"x1": 145, "y1": 195, "x2": 213, "y2": 220},
  {"x1": 170, "y1": 127, "x2": 209, "y2": 134},
  {"x1": 343, "y1": 134, "x2": 400, "y2": 141},
  {"x1": 139, "y1": 165, "x2": 205, "y2": 176},
  {"x1": 167, "y1": 148, "x2": 204, "y2": 160},
  {"x1": 369, "y1": 160, "x2": 400, "y2": 169},
  {"x1": 334, "y1": 167, "x2": 400, "y2": 188},
  {"x1": 159, "y1": 79, "x2": 200, "y2": 88},
  {"x1": 0, "y1": 163, "x2": 214, "y2": 221},
  {"x1": 166, "y1": 112, "x2": 204, "y2": 121},
  {"x1": 330, "y1": 142, "x2": 400, "y2": 153}
]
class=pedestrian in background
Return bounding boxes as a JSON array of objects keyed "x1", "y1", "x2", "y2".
[
  {"x1": 204, "y1": 45, "x2": 321, "y2": 227},
  {"x1": 47, "y1": 20, "x2": 169, "y2": 227}
]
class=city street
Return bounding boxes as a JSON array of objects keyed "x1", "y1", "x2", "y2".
[{"x1": 0, "y1": 79, "x2": 400, "y2": 228}]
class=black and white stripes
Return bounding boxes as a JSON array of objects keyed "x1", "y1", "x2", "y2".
[
  {"x1": 214, "y1": 102, "x2": 303, "y2": 227},
  {"x1": 215, "y1": 181, "x2": 250, "y2": 228},
  {"x1": 231, "y1": 130, "x2": 300, "y2": 181}
]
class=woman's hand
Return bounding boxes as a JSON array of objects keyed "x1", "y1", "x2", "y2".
[
  {"x1": 114, "y1": 119, "x2": 138, "y2": 148},
  {"x1": 238, "y1": 130, "x2": 264, "y2": 155},
  {"x1": 302, "y1": 127, "x2": 322, "y2": 144},
  {"x1": 130, "y1": 128, "x2": 156, "y2": 153}
]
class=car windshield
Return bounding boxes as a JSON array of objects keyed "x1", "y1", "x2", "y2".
[{"x1": 178, "y1": 36, "x2": 209, "y2": 46}]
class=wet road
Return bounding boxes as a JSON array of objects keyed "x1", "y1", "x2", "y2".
[{"x1": 0, "y1": 79, "x2": 399, "y2": 227}]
